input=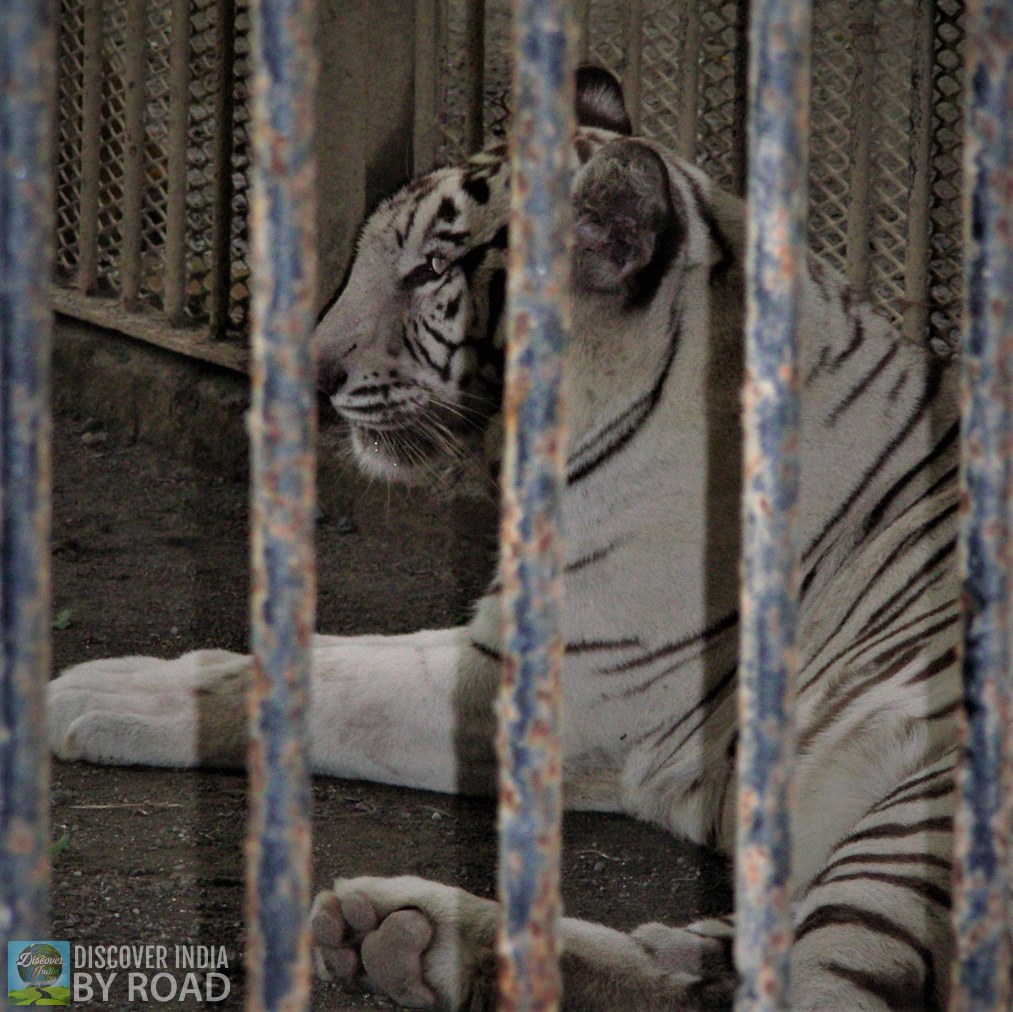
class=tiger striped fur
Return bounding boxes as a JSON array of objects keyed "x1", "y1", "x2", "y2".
[{"x1": 49, "y1": 70, "x2": 986, "y2": 1009}]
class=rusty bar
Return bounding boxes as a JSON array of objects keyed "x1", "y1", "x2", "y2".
[
  {"x1": 951, "y1": 2, "x2": 1013, "y2": 1008},
  {"x1": 844, "y1": 0, "x2": 875, "y2": 299},
  {"x1": 496, "y1": 0, "x2": 574, "y2": 1007},
  {"x1": 120, "y1": 0, "x2": 147, "y2": 308},
  {"x1": 209, "y1": 0, "x2": 237, "y2": 337},
  {"x1": 0, "y1": 0, "x2": 55, "y2": 942},
  {"x1": 901, "y1": 0, "x2": 936, "y2": 345},
  {"x1": 622, "y1": 0, "x2": 644, "y2": 132},
  {"x1": 734, "y1": 0, "x2": 810, "y2": 1008},
  {"x1": 78, "y1": 0, "x2": 102, "y2": 293},
  {"x1": 244, "y1": 0, "x2": 318, "y2": 1006},
  {"x1": 163, "y1": 0, "x2": 190, "y2": 323},
  {"x1": 463, "y1": 0, "x2": 485, "y2": 152}
]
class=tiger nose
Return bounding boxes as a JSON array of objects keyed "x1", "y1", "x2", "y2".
[{"x1": 317, "y1": 352, "x2": 348, "y2": 398}]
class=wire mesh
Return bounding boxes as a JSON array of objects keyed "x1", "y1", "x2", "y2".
[
  {"x1": 52, "y1": 1, "x2": 965, "y2": 356},
  {"x1": 53, "y1": 0, "x2": 252, "y2": 347},
  {"x1": 427, "y1": 0, "x2": 965, "y2": 352}
]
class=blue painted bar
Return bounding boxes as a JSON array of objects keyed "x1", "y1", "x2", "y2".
[
  {"x1": 734, "y1": 1, "x2": 811, "y2": 1009},
  {"x1": 496, "y1": 0, "x2": 574, "y2": 1007},
  {"x1": 245, "y1": 0, "x2": 318, "y2": 1007},
  {"x1": 951, "y1": 3, "x2": 1013, "y2": 1008},
  {"x1": 0, "y1": 0, "x2": 56, "y2": 944}
]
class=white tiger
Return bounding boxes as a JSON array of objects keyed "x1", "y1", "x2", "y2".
[{"x1": 49, "y1": 69, "x2": 969, "y2": 1009}]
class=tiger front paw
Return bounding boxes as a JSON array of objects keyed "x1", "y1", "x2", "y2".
[{"x1": 311, "y1": 876, "x2": 498, "y2": 1010}]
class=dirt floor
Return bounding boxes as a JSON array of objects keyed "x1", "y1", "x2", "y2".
[{"x1": 49, "y1": 399, "x2": 731, "y2": 1010}]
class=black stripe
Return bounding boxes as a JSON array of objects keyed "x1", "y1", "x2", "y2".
[
  {"x1": 815, "y1": 870, "x2": 950, "y2": 910},
  {"x1": 800, "y1": 599, "x2": 956, "y2": 698},
  {"x1": 862, "y1": 423, "x2": 959, "y2": 539},
  {"x1": 819, "y1": 961, "x2": 920, "y2": 1011},
  {"x1": 433, "y1": 229, "x2": 471, "y2": 245},
  {"x1": 825, "y1": 343, "x2": 899, "y2": 427},
  {"x1": 803, "y1": 366, "x2": 943, "y2": 564},
  {"x1": 421, "y1": 318, "x2": 456, "y2": 349},
  {"x1": 810, "y1": 850, "x2": 951, "y2": 890},
  {"x1": 870, "y1": 763, "x2": 956, "y2": 814},
  {"x1": 671, "y1": 166, "x2": 735, "y2": 282},
  {"x1": 566, "y1": 638, "x2": 641, "y2": 654},
  {"x1": 829, "y1": 315, "x2": 865, "y2": 371},
  {"x1": 805, "y1": 506, "x2": 957, "y2": 671},
  {"x1": 599, "y1": 611, "x2": 738, "y2": 675},
  {"x1": 644, "y1": 666, "x2": 738, "y2": 767},
  {"x1": 837, "y1": 816, "x2": 951, "y2": 850},
  {"x1": 796, "y1": 904, "x2": 937, "y2": 1007},
  {"x1": 567, "y1": 308, "x2": 682, "y2": 484},
  {"x1": 470, "y1": 640, "x2": 503, "y2": 663},
  {"x1": 858, "y1": 539, "x2": 957, "y2": 635},
  {"x1": 565, "y1": 540, "x2": 619, "y2": 575}
]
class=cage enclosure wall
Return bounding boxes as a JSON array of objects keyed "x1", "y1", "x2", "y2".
[{"x1": 52, "y1": 0, "x2": 966, "y2": 370}]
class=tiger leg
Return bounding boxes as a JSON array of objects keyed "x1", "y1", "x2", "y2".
[
  {"x1": 311, "y1": 876, "x2": 735, "y2": 1010},
  {"x1": 48, "y1": 626, "x2": 500, "y2": 794},
  {"x1": 789, "y1": 755, "x2": 955, "y2": 1010}
]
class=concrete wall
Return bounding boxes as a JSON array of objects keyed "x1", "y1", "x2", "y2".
[{"x1": 315, "y1": 0, "x2": 417, "y2": 309}]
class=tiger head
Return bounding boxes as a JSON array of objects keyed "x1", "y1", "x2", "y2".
[{"x1": 313, "y1": 68, "x2": 736, "y2": 492}]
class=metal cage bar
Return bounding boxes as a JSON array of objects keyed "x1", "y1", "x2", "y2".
[
  {"x1": 209, "y1": 0, "x2": 237, "y2": 338},
  {"x1": 463, "y1": 0, "x2": 486, "y2": 152},
  {"x1": 0, "y1": 0, "x2": 56, "y2": 943},
  {"x1": 413, "y1": 0, "x2": 448, "y2": 174},
  {"x1": 495, "y1": 0, "x2": 574, "y2": 1006},
  {"x1": 164, "y1": 0, "x2": 191, "y2": 323},
  {"x1": 950, "y1": 2, "x2": 1013, "y2": 1007},
  {"x1": 244, "y1": 0, "x2": 319, "y2": 1006},
  {"x1": 734, "y1": 0, "x2": 811, "y2": 1008},
  {"x1": 902, "y1": 0, "x2": 937, "y2": 346},
  {"x1": 120, "y1": 0, "x2": 147, "y2": 308},
  {"x1": 78, "y1": 0, "x2": 103, "y2": 294},
  {"x1": 844, "y1": 0, "x2": 875, "y2": 299}
]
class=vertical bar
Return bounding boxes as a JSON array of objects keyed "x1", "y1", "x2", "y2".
[
  {"x1": 951, "y1": 2, "x2": 1013, "y2": 1008},
  {"x1": 120, "y1": 0, "x2": 147, "y2": 308},
  {"x1": 78, "y1": 0, "x2": 102, "y2": 293},
  {"x1": 575, "y1": 0, "x2": 590, "y2": 62},
  {"x1": 734, "y1": 0, "x2": 810, "y2": 1009},
  {"x1": 678, "y1": 0, "x2": 701, "y2": 161},
  {"x1": 0, "y1": 0, "x2": 55, "y2": 942},
  {"x1": 245, "y1": 0, "x2": 318, "y2": 1006},
  {"x1": 729, "y1": 0, "x2": 750, "y2": 196},
  {"x1": 412, "y1": 0, "x2": 446, "y2": 173},
  {"x1": 209, "y1": 0, "x2": 237, "y2": 337},
  {"x1": 901, "y1": 0, "x2": 936, "y2": 345},
  {"x1": 844, "y1": 0, "x2": 875, "y2": 299},
  {"x1": 497, "y1": 0, "x2": 574, "y2": 1007},
  {"x1": 463, "y1": 0, "x2": 485, "y2": 152},
  {"x1": 163, "y1": 0, "x2": 190, "y2": 323},
  {"x1": 622, "y1": 0, "x2": 643, "y2": 133}
]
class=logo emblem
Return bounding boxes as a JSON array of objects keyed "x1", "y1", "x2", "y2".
[{"x1": 8, "y1": 941, "x2": 71, "y2": 1006}]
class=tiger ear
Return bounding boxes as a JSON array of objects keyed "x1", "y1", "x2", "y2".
[
  {"x1": 575, "y1": 66, "x2": 632, "y2": 136},
  {"x1": 573, "y1": 139, "x2": 682, "y2": 302}
]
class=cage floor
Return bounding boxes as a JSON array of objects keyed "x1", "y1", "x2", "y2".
[{"x1": 49, "y1": 406, "x2": 731, "y2": 1009}]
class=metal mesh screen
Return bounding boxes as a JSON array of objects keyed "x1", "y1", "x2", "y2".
[
  {"x1": 427, "y1": 0, "x2": 965, "y2": 350},
  {"x1": 53, "y1": 0, "x2": 250, "y2": 369},
  {"x1": 54, "y1": 0, "x2": 965, "y2": 358}
]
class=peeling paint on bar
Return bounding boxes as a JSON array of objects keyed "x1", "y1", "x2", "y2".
[
  {"x1": 0, "y1": 0, "x2": 56, "y2": 942},
  {"x1": 495, "y1": 0, "x2": 574, "y2": 1007},
  {"x1": 734, "y1": 1, "x2": 811, "y2": 1009},
  {"x1": 951, "y1": 3, "x2": 1013, "y2": 1008},
  {"x1": 245, "y1": 0, "x2": 318, "y2": 1008}
]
